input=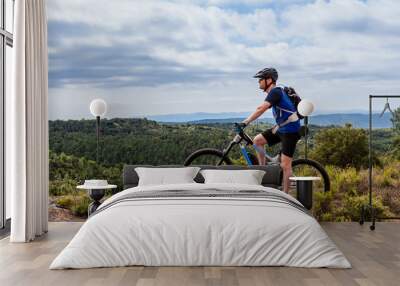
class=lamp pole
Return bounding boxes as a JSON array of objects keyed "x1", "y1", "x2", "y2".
[
  {"x1": 304, "y1": 116, "x2": 308, "y2": 159},
  {"x1": 90, "y1": 99, "x2": 107, "y2": 164},
  {"x1": 96, "y1": 116, "x2": 100, "y2": 163}
]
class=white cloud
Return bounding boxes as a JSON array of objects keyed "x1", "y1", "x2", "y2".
[{"x1": 46, "y1": 0, "x2": 400, "y2": 118}]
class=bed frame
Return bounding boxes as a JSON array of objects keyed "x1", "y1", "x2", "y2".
[{"x1": 122, "y1": 164, "x2": 283, "y2": 190}]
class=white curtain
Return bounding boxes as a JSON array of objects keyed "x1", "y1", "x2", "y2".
[{"x1": 8, "y1": 0, "x2": 49, "y2": 242}]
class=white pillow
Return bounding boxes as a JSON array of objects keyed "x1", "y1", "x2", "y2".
[
  {"x1": 135, "y1": 167, "x2": 201, "y2": 186},
  {"x1": 200, "y1": 169, "x2": 265, "y2": 185}
]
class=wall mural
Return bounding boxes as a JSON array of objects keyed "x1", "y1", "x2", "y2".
[{"x1": 47, "y1": 0, "x2": 400, "y2": 222}]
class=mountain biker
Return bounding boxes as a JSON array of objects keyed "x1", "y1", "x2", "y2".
[{"x1": 241, "y1": 67, "x2": 301, "y2": 194}]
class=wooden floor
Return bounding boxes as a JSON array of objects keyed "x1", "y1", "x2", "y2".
[{"x1": 0, "y1": 222, "x2": 399, "y2": 286}]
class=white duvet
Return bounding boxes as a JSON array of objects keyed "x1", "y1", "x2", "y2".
[{"x1": 50, "y1": 183, "x2": 351, "y2": 269}]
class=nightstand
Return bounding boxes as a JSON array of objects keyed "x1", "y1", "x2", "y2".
[
  {"x1": 77, "y1": 181, "x2": 117, "y2": 216},
  {"x1": 289, "y1": 176, "x2": 321, "y2": 210}
]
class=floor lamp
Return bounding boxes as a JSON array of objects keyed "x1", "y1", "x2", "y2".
[
  {"x1": 298, "y1": 99, "x2": 315, "y2": 159},
  {"x1": 89, "y1": 99, "x2": 107, "y2": 163},
  {"x1": 360, "y1": 94, "x2": 400, "y2": 231}
]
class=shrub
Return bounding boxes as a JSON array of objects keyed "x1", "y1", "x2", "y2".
[
  {"x1": 334, "y1": 167, "x2": 361, "y2": 196},
  {"x1": 310, "y1": 124, "x2": 370, "y2": 169},
  {"x1": 374, "y1": 163, "x2": 400, "y2": 188},
  {"x1": 313, "y1": 189, "x2": 333, "y2": 221},
  {"x1": 71, "y1": 196, "x2": 91, "y2": 218},
  {"x1": 380, "y1": 189, "x2": 399, "y2": 207},
  {"x1": 49, "y1": 151, "x2": 123, "y2": 193},
  {"x1": 342, "y1": 195, "x2": 393, "y2": 221},
  {"x1": 49, "y1": 179, "x2": 78, "y2": 196},
  {"x1": 55, "y1": 195, "x2": 75, "y2": 209},
  {"x1": 313, "y1": 165, "x2": 375, "y2": 221}
]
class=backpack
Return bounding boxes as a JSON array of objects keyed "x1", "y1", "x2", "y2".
[{"x1": 283, "y1": 86, "x2": 304, "y2": 120}]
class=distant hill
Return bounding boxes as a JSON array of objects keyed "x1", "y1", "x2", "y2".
[
  {"x1": 303, "y1": 113, "x2": 392, "y2": 128},
  {"x1": 187, "y1": 117, "x2": 266, "y2": 124},
  {"x1": 149, "y1": 113, "x2": 394, "y2": 128},
  {"x1": 148, "y1": 112, "x2": 253, "y2": 122}
]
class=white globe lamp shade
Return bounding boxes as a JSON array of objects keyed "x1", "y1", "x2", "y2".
[
  {"x1": 90, "y1": 99, "x2": 107, "y2": 117},
  {"x1": 298, "y1": 99, "x2": 314, "y2": 117}
]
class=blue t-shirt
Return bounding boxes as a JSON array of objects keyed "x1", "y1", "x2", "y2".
[{"x1": 264, "y1": 87, "x2": 300, "y2": 133}]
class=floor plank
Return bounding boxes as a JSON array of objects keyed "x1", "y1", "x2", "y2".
[{"x1": 0, "y1": 222, "x2": 399, "y2": 286}]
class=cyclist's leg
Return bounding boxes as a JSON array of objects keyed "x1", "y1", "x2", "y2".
[
  {"x1": 254, "y1": 128, "x2": 281, "y2": 165},
  {"x1": 280, "y1": 132, "x2": 301, "y2": 193},
  {"x1": 281, "y1": 154, "x2": 293, "y2": 194},
  {"x1": 253, "y1": 134, "x2": 267, "y2": 165}
]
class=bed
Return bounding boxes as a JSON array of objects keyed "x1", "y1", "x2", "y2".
[{"x1": 50, "y1": 165, "x2": 351, "y2": 269}]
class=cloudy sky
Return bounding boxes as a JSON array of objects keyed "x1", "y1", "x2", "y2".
[{"x1": 47, "y1": 0, "x2": 400, "y2": 120}]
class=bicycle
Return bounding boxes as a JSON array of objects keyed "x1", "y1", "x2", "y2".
[{"x1": 183, "y1": 122, "x2": 330, "y2": 193}]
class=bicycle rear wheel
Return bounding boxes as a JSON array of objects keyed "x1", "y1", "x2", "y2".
[
  {"x1": 183, "y1": 148, "x2": 232, "y2": 166},
  {"x1": 291, "y1": 158, "x2": 330, "y2": 193}
]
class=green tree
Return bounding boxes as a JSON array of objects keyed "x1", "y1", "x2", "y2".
[
  {"x1": 390, "y1": 107, "x2": 400, "y2": 159},
  {"x1": 310, "y1": 124, "x2": 369, "y2": 169},
  {"x1": 390, "y1": 136, "x2": 400, "y2": 160},
  {"x1": 49, "y1": 151, "x2": 122, "y2": 196},
  {"x1": 391, "y1": 106, "x2": 400, "y2": 132}
]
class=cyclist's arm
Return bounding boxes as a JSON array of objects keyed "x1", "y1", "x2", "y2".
[{"x1": 243, "y1": 101, "x2": 271, "y2": 125}]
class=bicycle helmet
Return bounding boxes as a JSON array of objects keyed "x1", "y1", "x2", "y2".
[{"x1": 253, "y1": 67, "x2": 278, "y2": 82}]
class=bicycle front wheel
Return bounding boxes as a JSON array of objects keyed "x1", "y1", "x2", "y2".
[
  {"x1": 183, "y1": 148, "x2": 232, "y2": 166},
  {"x1": 291, "y1": 158, "x2": 331, "y2": 193}
]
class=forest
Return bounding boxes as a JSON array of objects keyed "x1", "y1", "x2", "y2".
[{"x1": 49, "y1": 117, "x2": 400, "y2": 222}]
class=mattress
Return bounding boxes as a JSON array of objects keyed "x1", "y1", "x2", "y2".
[{"x1": 50, "y1": 183, "x2": 351, "y2": 269}]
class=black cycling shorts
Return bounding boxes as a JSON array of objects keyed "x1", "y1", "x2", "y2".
[{"x1": 261, "y1": 128, "x2": 301, "y2": 158}]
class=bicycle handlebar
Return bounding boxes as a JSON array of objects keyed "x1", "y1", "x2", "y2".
[{"x1": 233, "y1": 122, "x2": 247, "y2": 134}]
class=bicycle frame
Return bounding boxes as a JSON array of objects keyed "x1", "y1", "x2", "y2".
[{"x1": 217, "y1": 129, "x2": 278, "y2": 166}]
